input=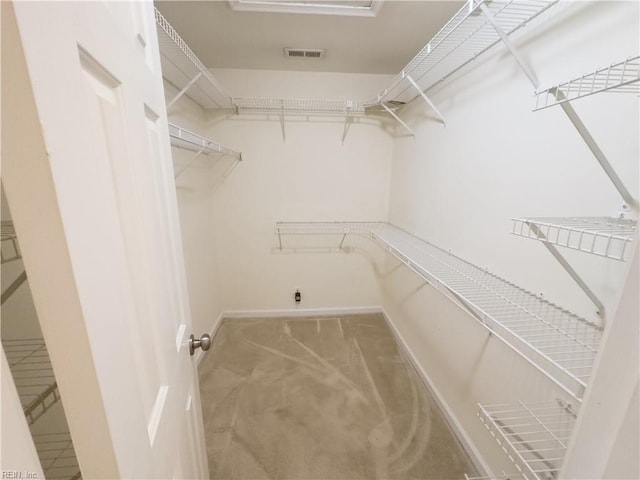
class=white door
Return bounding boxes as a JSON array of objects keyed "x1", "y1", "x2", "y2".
[{"x1": 3, "y1": 1, "x2": 209, "y2": 478}]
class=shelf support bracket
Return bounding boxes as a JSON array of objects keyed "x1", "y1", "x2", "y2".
[
  {"x1": 382, "y1": 104, "x2": 415, "y2": 137},
  {"x1": 1, "y1": 270, "x2": 27, "y2": 305},
  {"x1": 553, "y1": 89, "x2": 636, "y2": 208},
  {"x1": 280, "y1": 102, "x2": 286, "y2": 143},
  {"x1": 167, "y1": 72, "x2": 202, "y2": 110},
  {"x1": 479, "y1": 3, "x2": 540, "y2": 88},
  {"x1": 174, "y1": 146, "x2": 208, "y2": 179},
  {"x1": 405, "y1": 75, "x2": 446, "y2": 126},
  {"x1": 341, "y1": 108, "x2": 352, "y2": 145},
  {"x1": 527, "y1": 222, "x2": 605, "y2": 319}
]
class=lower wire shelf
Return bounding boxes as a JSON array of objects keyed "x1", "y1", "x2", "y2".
[
  {"x1": 33, "y1": 431, "x2": 81, "y2": 480},
  {"x1": 3, "y1": 338, "x2": 60, "y2": 425},
  {"x1": 465, "y1": 474, "x2": 527, "y2": 480},
  {"x1": 274, "y1": 222, "x2": 603, "y2": 401},
  {"x1": 478, "y1": 400, "x2": 577, "y2": 480}
]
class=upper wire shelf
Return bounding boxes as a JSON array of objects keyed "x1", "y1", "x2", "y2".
[
  {"x1": 33, "y1": 431, "x2": 82, "y2": 480},
  {"x1": 274, "y1": 222, "x2": 603, "y2": 400},
  {"x1": 155, "y1": 8, "x2": 233, "y2": 109},
  {"x1": 232, "y1": 97, "x2": 366, "y2": 115},
  {"x1": 1, "y1": 221, "x2": 22, "y2": 264},
  {"x1": 168, "y1": 123, "x2": 241, "y2": 159},
  {"x1": 3, "y1": 338, "x2": 61, "y2": 425},
  {"x1": 512, "y1": 216, "x2": 637, "y2": 261},
  {"x1": 534, "y1": 55, "x2": 640, "y2": 111},
  {"x1": 478, "y1": 400, "x2": 577, "y2": 480},
  {"x1": 371, "y1": 0, "x2": 557, "y2": 105}
]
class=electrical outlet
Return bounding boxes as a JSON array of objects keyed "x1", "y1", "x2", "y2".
[{"x1": 294, "y1": 289, "x2": 301, "y2": 303}]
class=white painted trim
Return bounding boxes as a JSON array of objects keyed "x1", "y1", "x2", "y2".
[
  {"x1": 221, "y1": 305, "x2": 384, "y2": 319},
  {"x1": 379, "y1": 306, "x2": 492, "y2": 478}
]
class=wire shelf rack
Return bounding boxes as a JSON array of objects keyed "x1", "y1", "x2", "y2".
[
  {"x1": 3, "y1": 338, "x2": 61, "y2": 425},
  {"x1": 274, "y1": 221, "x2": 382, "y2": 252},
  {"x1": 512, "y1": 217, "x2": 637, "y2": 261},
  {"x1": 371, "y1": 0, "x2": 557, "y2": 105},
  {"x1": 232, "y1": 97, "x2": 366, "y2": 115},
  {"x1": 274, "y1": 222, "x2": 603, "y2": 400},
  {"x1": 168, "y1": 123, "x2": 241, "y2": 158},
  {"x1": 1, "y1": 221, "x2": 22, "y2": 264},
  {"x1": 155, "y1": 8, "x2": 233, "y2": 110},
  {"x1": 534, "y1": 55, "x2": 640, "y2": 111},
  {"x1": 478, "y1": 400, "x2": 577, "y2": 480},
  {"x1": 465, "y1": 473, "x2": 527, "y2": 480},
  {"x1": 33, "y1": 431, "x2": 81, "y2": 480}
]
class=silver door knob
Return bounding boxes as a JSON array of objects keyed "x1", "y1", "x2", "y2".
[{"x1": 189, "y1": 334, "x2": 211, "y2": 356}]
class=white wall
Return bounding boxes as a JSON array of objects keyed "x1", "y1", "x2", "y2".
[
  {"x1": 168, "y1": 70, "x2": 395, "y2": 334},
  {"x1": 381, "y1": 0, "x2": 639, "y2": 476}
]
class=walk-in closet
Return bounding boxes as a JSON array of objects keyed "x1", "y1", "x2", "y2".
[{"x1": 2, "y1": 0, "x2": 638, "y2": 479}]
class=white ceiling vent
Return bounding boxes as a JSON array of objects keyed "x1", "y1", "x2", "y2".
[{"x1": 284, "y1": 48, "x2": 326, "y2": 59}]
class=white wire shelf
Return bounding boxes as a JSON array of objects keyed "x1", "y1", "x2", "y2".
[
  {"x1": 155, "y1": 8, "x2": 233, "y2": 110},
  {"x1": 372, "y1": 0, "x2": 557, "y2": 105},
  {"x1": 478, "y1": 400, "x2": 577, "y2": 480},
  {"x1": 168, "y1": 123, "x2": 241, "y2": 159},
  {"x1": 534, "y1": 55, "x2": 640, "y2": 111},
  {"x1": 512, "y1": 217, "x2": 636, "y2": 261},
  {"x1": 3, "y1": 338, "x2": 61, "y2": 425},
  {"x1": 465, "y1": 473, "x2": 526, "y2": 480},
  {"x1": 274, "y1": 222, "x2": 603, "y2": 400},
  {"x1": 1, "y1": 221, "x2": 22, "y2": 264},
  {"x1": 33, "y1": 431, "x2": 81, "y2": 480},
  {"x1": 232, "y1": 97, "x2": 366, "y2": 115}
]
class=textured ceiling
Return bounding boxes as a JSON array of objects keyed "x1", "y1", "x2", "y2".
[{"x1": 154, "y1": 1, "x2": 464, "y2": 74}]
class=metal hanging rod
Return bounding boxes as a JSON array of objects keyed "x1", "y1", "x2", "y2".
[
  {"x1": 478, "y1": 400, "x2": 577, "y2": 480},
  {"x1": 274, "y1": 221, "x2": 603, "y2": 401},
  {"x1": 534, "y1": 56, "x2": 640, "y2": 111}
]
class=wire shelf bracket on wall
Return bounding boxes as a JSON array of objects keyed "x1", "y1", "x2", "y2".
[
  {"x1": 168, "y1": 123, "x2": 242, "y2": 179},
  {"x1": 532, "y1": 56, "x2": 639, "y2": 208},
  {"x1": 273, "y1": 222, "x2": 603, "y2": 401},
  {"x1": 155, "y1": 8, "x2": 234, "y2": 110},
  {"x1": 478, "y1": 400, "x2": 577, "y2": 480},
  {"x1": 3, "y1": 338, "x2": 61, "y2": 425}
]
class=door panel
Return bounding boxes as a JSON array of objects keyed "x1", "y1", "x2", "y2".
[{"x1": 4, "y1": 1, "x2": 208, "y2": 477}]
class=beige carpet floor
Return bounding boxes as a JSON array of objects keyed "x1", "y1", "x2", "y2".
[{"x1": 198, "y1": 313, "x2": 478, "y2": 479}]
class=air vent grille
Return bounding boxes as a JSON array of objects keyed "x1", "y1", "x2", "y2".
[{"x1": 284, "y1": 48, "x2": 326, "y2": 59}]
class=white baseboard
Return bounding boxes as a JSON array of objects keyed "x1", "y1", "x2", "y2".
[
  {"x1": 220, "y1": 305, "x2": 384, "y2": 319},
  {"x1": 380, "y1": 306, "x2": 492, "y2": 478}
]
